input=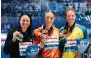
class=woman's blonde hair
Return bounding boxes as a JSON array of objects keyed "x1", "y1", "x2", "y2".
[{"x1": 65, "y1": 5, "x2": 76, "y2": 16}]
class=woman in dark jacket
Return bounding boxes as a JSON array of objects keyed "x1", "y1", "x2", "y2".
[{"x1": 4, "y1": 13, "x2": 33, "y2": 58}]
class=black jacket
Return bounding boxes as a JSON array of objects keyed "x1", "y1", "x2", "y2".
[{"x1": 4, "y1": 27, "x2": 33, "y2": 58}]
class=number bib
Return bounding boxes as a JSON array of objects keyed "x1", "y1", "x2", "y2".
[
  {"x1": 65, "y1": 39, "x2": 77, "y2": 52},
  {"x1": 45, "y1": 36, "x2": 59, "y2": 50},
  {"x1": 19, "y1": 42, "x2": 32, "y2": 56}
]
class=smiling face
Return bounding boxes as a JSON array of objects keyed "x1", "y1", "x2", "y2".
[
  {"x1": 20, "y1": 15, "x2": 30, "y2": 29},
  {"x1": 66, "y1": 10, "x2": 76, "y2": 27},
  {"x1": 45, "y1": 11, "x2": 55, "y2": 30}
]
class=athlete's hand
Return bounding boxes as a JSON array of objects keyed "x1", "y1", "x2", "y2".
[
  {"x1": 12, "y1": 31, "x2": 20, "y2": 42},
  {"x1": 59, "y1": 32, "x2": 65, "y2": 37},
  {"x1": 40, "y1": 34, "x2": 47, "y2": 45},
  {"x1": 59, "y1": 30, "x2": 67, "y2": 37}
]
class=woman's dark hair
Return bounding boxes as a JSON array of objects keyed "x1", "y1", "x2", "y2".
[
  {"x1": 17, "y1": 12, "x2": 32, "y2": 37},
  {"x1": 45, "y1": 10, "x2": 55, "y2": 16}
]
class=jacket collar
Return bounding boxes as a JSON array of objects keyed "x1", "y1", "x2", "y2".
[{"x1": 64, "y1": 22, "x2": 75, "y2": 32}]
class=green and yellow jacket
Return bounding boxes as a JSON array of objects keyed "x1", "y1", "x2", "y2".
[{"x1": 59, "y1": 23, "x2": 89, "y2": 58}]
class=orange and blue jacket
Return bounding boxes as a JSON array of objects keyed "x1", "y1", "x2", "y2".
[{"x1": 34, "y1": 25, "x2": 60, "y2": 58}]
